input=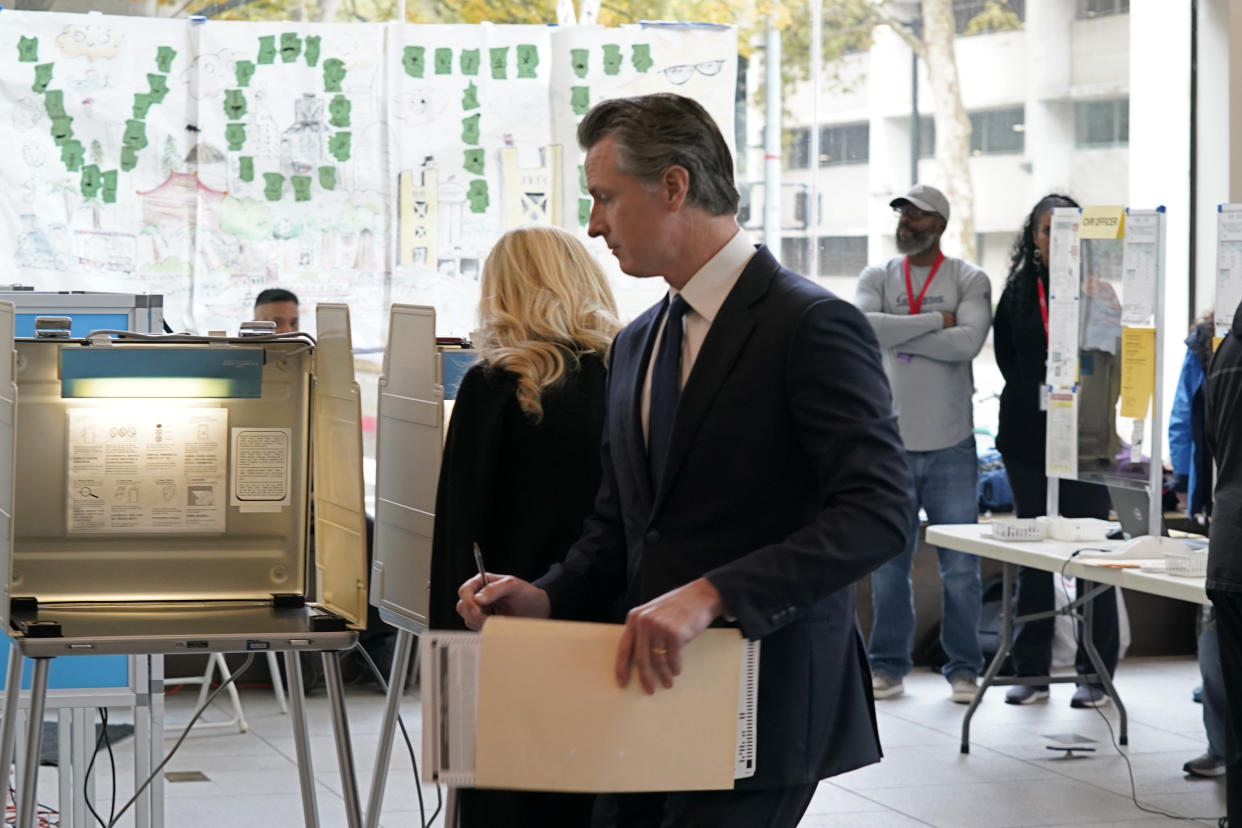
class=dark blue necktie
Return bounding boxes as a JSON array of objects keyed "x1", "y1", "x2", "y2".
[{"x1": 649, "y1": 294, "x2": 690, "y2": 490}]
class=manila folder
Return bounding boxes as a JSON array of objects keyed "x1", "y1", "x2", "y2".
[{"x1": 474, "y1": 616, "x2": 743, "y2": 792}]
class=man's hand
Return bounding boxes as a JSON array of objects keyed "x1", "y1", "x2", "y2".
[
  {"x1": 456, "y1": 574, "x2": 550, "y2": 630},
  {"x1": 940, "y1": 311, "x2": 956, "y2": 328},
  {"x1": 615, "y1": 578, "x2": 727, "y2": 694}
]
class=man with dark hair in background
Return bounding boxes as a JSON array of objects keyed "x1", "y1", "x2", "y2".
[
  {"x1": 456, "y1": 93, "x2": 914, "y2": 828},
  {"x1": 253, "y1": 288, "x2": 300, "y2": 333}
]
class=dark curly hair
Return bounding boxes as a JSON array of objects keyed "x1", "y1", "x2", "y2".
[{"x1": 1004, "y1": 193, "x2": 1079, "y2": 312}]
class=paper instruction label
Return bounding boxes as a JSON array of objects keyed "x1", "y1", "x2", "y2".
[
  {"x1": 230, "y1": 427, "x2": 292, "y2": 509},
  {"x1": 67, "y1": 407, "x2": 227, "y2": 534}
]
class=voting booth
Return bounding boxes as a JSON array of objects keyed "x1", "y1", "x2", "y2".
[
  {"x1": 0, "y1": 287, "x2": 164, "y2": 338},
  {"x1": 0, "y1": 303, "x2": 369, "y2": 828}
]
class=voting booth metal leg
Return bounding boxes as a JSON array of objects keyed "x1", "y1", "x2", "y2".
[
  {"x1": 961, "y1": 562, "x2": 1018, "y2": 754},
  {"x1": 0, "y1": 644, "x2": 23, "y2": 799},
  {"x1": 1078, "y1": 578, "x2": 1128, "y2": 745},
  {"x1": 16, "y1": 657, "x2": 49, "y2": 828},
  {"x1": 322, "y1": 650, "x2": 364, "y2": 828},
  {"x1": 286, "y1": 650, "x2": 321, "y2": 828},
  {"x1": 363, "y1": 628, "x2": 416, "y2": 828}
]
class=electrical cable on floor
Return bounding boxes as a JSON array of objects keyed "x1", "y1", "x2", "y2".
[
  {"x1": 351, "y1": 641, "x2": 442, "y2": 828},
  {"x1": 6, "y1": 779, "x2": 59, "y2": 827},
  {"x1": 1060, "y1": 553, "x2": 1224, "y2": 825},
  {"x1": 101, "y1": 652, "x2": 256, "y2": 828}
]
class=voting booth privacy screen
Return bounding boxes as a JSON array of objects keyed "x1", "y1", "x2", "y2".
[
  {"x1": 1045, "y1": 207, "x2": 1165, "y2": 500},
  {"x1": 371, "y1": 304, "x2": 442, "y2": 634},
  {"x1": 0, "y1": 303, "x2": 368, "y2": 651}
]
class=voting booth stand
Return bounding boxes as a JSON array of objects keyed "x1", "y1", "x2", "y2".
[{"x1": 0, "y1": 304, "x2": 370, "y2": 828}]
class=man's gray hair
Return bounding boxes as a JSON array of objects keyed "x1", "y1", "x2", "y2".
[{"x1": 577, "y1": 94, "x2": 739, "y2": 217}]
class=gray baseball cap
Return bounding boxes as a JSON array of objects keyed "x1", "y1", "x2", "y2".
[{"x1": 890, "y1": 183, "x2": 950, "y2": 222}]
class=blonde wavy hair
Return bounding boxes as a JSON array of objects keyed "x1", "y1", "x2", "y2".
[{"x1": 477, "y1": 226, "x2": 621, "y2": 421}]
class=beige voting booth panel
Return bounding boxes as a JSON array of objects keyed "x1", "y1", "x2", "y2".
[
  {"x1": 0, "y1": 312, "x2": 366, "y2": 639},
  {"x1": 313, "y1": 304, "x2": 369, "y2": 629},
  {"x1": 370, "y1": 304, "x2": 442, "y2": 633}
]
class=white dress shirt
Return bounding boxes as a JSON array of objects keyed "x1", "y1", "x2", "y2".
[{"x1": 642, "y1": 229, "x2": 756, "y2": 443}]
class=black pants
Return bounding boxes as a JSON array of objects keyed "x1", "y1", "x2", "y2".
[
  {"x1": 591, "y1": 784, "x2": 817, "y2": 828},
  {"x1": 1002, "y1": 459, "x2": 1120, "y2": 680},
  {"x1": 459, "y1": 788, "x2": 595, "y2": 828},
  {"x1": 1209, "y1": 587, "x2": 1242, "y2": 822}
]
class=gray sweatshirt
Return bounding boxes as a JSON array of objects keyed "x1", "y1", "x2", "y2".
[{"x1": 854, "y1": 255, "x2": 992, "y2": 452}]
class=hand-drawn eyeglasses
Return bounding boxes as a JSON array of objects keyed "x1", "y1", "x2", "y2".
[{"x1": 662, "y1": 60, "x2": 725, "y2": 85}]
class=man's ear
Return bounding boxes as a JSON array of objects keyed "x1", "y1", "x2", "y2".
[{"x1": 661, "y1": 164, "x2": 690, "y2": 211}]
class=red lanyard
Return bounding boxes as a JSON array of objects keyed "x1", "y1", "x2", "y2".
[
  {"x1": 1036, "y1": 278, "x2": 1049, "y2": 344},
  {"x1": 903, "y1": 252, "x2": 945, "y2": 315}
]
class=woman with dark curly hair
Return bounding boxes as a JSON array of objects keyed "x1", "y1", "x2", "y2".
[{"x1": 993, "y1": 193, "x2": 1120, "y2": 707}]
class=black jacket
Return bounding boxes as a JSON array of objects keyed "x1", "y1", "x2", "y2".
[
  {"x1": 993, "y1": 270, "x2": 1049, "y2": 468},
  {"x1": 1205, "y1": 303, "x2": 1242, "y2": 592},
  {"x1": 427, "y1": 354, "x2": 608, "y2": 630},
  {"x1": 536, "y1": 246, "x2": 915, "y2": 789}
]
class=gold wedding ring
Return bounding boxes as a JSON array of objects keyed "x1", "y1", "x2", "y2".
[{"x1": 651, "y1": 647, "x2": 668, "y2": 655}]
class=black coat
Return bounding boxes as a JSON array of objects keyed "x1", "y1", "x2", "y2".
[
  {"x1": 993, "y1": 271, "x2": 1049, "y2": 468},
  {"x1": 1206, "y1": 302, "x2": 1242, "y2": 593},
  {"x1": 536, "y1": 246, "x2": 915, "y2": 789},
  {"x1": 427, "y1": 354, "x2": 608, "y2": 631}
]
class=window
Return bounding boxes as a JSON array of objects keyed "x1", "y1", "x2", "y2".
[
  {"x1": 781, "y1": 237, "x2": 810, "y2": 275},
  {"x1": 1077, "y1": 0, "x2": 1129, "y2": 18},
  {"x1": 819, "y1": 123, "x2": 869, "y2": 166},
  {"x1": 784, "y1": 127, "x2": 810, "y2": 170},
  {"x1": 952, "y1": 0, "x2": 1026, "y2": 34},
  {"x1": 779, "y1": 236, "x2": 868, "y2": 278},
  {"x1": 818, "y1": 236, "x2": 868, "y2": 278},
  {"x1": 916, "y1": 115, "x2": 935, "y2": 159},
  {"x1": 969, "y1": 108, "x2": 1025, "y2": 155},
  {"x1": 1074, "y1": 99, "x2": 1129, "y2": 147}
]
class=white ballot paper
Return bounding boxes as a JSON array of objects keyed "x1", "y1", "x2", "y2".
[
  {"x1": 67, "y1": 408, "x2": 228, "y2": 534},
  {"x1": 422, "y1": 617, "x2": 760, "y2": 792}
]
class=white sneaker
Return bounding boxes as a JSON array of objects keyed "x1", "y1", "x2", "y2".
[
  {"x1": 872, "y1": 674, "x2": 904, "y2": 699},
  {"x1": 950, "y1": 675, "x2": 978, "y2": 704}
]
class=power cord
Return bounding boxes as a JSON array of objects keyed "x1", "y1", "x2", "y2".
[
  {"x1": 1060, "y1": 552, "x2": 1224, "y2": 825},
  {"x1": 100, "y1": 652, "x2": 256, "y2": 828},
  {"x1": 82, "y1": 707, "x2": 117, "y2": 828},
  {"x1": 350, "y1": 641, "x2": 442, "y2": 828}
]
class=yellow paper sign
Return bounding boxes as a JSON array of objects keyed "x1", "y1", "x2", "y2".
[
  {"x1": 1120, "y1": 326, "x2": 1156, "y2": 418},
  {"x1": 1078, "y1": 205, "x2": 1126, "y2": 239},
  {"x1": 1214, "y1": 336, "x2": 1225, "y2": 352}
]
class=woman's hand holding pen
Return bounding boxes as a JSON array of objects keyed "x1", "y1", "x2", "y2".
[{"x1": 456, "y1": 573, "x2": 551, "y2": 629}]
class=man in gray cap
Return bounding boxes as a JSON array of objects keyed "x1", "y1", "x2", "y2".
[{"x1": 854, "y1": 183, "x2": 991, "y2": 703}]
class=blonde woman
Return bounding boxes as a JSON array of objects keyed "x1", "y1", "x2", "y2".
[{"x1": 428, "y1": 226, "x2": 618, "y2": 825}]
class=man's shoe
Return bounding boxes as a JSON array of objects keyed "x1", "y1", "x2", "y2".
[
  {"x1": 1070, "y1": 684, "x2": 1111, "y2": 708},
  {"x1": 950, "y1": 675, "x2": 978, "y2": 704},
  {"x1": 871, "y1": 674, "x2": 904, "y2": 699},
  {"x1": 1004, "y1": 684, "x2": 1049, "y2": 705},
  {"x1": 1183, "y1": 752, "x2": 1226, "y2": 778}
]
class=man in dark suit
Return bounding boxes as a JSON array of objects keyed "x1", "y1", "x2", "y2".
[{"x1": 457, "y1": 93, "x2": 914, "y2": 828}]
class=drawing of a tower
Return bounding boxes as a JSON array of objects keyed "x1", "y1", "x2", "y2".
[
  {"x1": 500, "y1": 136, "x2": 561, "y2": 228},
  {"x1": 397, "y1": 160, "x2": 438, "y2": 267}
]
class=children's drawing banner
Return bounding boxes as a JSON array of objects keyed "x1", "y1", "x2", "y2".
[{"x1": 0, "y1": 12, "x2": 737, "y2": 347}]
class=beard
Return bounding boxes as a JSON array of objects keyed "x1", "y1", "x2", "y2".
[{"x1": 895, "y1": 226, "x2": 937, "y2": 255}]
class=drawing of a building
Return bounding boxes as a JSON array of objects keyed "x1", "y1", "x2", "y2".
[
  {"x1": 499, "y1": 137, "x2": 561, "y2": 228},
  {"x1": 396, "y1": 163, "x2": 437, "y2": 267}
]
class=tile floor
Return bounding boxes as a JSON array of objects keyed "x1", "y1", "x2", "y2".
[{"x1": 28, "y1": 655, "x2": 1228, "y2": 827}]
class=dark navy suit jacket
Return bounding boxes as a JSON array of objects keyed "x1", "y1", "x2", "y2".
[{"x1": 536, "y1": 245, "x2": 914, "y2": 789}]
